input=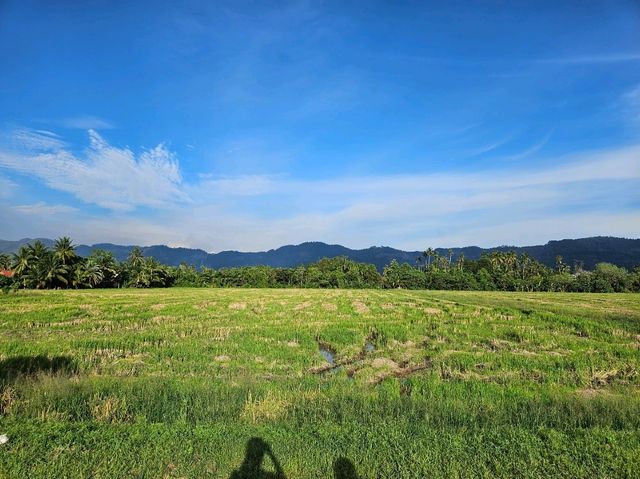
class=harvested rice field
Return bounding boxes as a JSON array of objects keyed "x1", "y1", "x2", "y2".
[{"x1": 1, "y1": 288, "x2": 639, "y2": 478}]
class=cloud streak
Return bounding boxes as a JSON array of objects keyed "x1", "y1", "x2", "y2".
[
  {"x1": 624, "y1": 83, "x2": 640, "y2": 124},
  {"x1": 11, "y1": 202, "x2": 79, "y2": 215},
  {"x1": 0, "y1": 128, "x2": 638, "y2": 251},
  {"x1": 0, "y1": 174, "x2": 17, "y2": 197},
  {"x1": 60, "y1": 115, "x2": 115, "y2": 130},
  {"x1": 535, "y1": 52, "x2": 640, "y2": 65},
  {"x1": 5, "y1": 128, "x2": 67, "y2": 151}
]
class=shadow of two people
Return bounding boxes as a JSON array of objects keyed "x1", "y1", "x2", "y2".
[{"x1": 229, "y1": 437, "x2": 360, "y2": 479}]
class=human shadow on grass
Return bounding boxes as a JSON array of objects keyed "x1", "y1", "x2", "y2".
[
  {"x1": 229, "y1": 437, "x2": 362, "y2": 479},
  {"x1": 229, "y1": 437, "x2": 287, "y2": 479},
  {"x1": 0, "y1": 355, "x2": 77, "y2": 383},
  {"x1": 333, "y1": 457, "x2": 361, "y2": 479}
]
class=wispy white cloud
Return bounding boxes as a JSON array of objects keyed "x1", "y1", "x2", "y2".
[
  {"x1": 192, "y1": 144, "x2": 639, "y2": 201},
  {"x1": 1, "y1": 127, "x2": 638, "y2": 250},
  {"x1": 162, "y1": 144, "x2": 640, "y2": 250},
  {"x1": 206, "y1": 138, "x2": 297, "y2": 175},
  {"x1": 623, "y1": 83, "x2": 640, "y2": 124},
  {"x1": 11, "y1": 202, "x2": 78, "y2": 215},
  {"x1": 0, "y1": 129, "x2": 186, "y2": 210},
  {"x1": 535, "y1": 52, "x2": 640, "y2": 65},
  {"x1": 194, "y1": 175, "x2": 277, "y2": 196},
  {"x1": 500, "y1": 131, "x2": 552, "y2": 161},
  {"x1": 0, "y1": 174, "x2": 17, "y2": 197},
  {"x1": 466, "y1": 135, "x2": 512, "y2": 157},
  {"x1": 5, "y1": 128, "x2": 67, "y2": 151},
  {"x1": 60, "y1": 115, "x2": 114, "y2": 129}
]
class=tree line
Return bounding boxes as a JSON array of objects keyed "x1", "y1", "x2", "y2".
[{"x1": 1, "y1": 237, "x2": 639, "y2": 293}]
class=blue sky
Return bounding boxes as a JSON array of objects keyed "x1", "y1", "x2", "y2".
[{"x1": 0, "y1": 1, "x2": 639, "y2": 251}]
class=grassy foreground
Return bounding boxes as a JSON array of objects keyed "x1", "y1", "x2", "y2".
[{"x1": 0, "y1": 289, "x2": 639, "y2": 478}]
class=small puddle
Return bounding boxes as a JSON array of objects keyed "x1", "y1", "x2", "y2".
[
  {"x1": 319, "y1": 347, "x2": 335, "y2": 366},
  {"x1": 317, "y1": 340, "x2": 336, "y2": 366}
]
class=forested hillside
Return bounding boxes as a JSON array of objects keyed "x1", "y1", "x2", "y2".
[{"x1": 1, "y1": 236, "x2": 639, "y2": 270}]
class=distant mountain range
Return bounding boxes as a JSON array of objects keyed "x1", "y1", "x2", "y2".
[{"x1": 1, "y1": 236, "x2": 639, "y2": 271}]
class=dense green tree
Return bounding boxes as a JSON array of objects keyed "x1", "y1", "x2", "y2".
[
  {"x1": 592, "y1": 263, "x2": 628, "y2": 292},
  {"x1": 383, "y1": 260, "x2": 425, "y2": 289},
  {"x1": 3, "y1": 236, "x2": 638, "y2": 293},
  {"x1": 0, "y1": 253, "x2": 11, "y2": 270},
  {"x1": 629, "y1": 267, "x2": 640, "y2": 292},
  {"x1": 573, "y1": 271, "x2": 593, "y2": 292},
  {"x1": 475, "y1": 268, "x2": 495, "y2": 290},
  {"x1": 548, "y1": 272, "x2": 575, "y2": 292}
]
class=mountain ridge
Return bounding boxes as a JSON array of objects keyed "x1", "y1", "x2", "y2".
[{"x1": 1, "y1": 236, "x2": 639, "y2": 271}]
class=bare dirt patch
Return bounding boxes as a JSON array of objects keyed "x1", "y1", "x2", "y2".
[
  {"x1": 210, "y1": 328, "x2": 231, "y2": 341},
  {"x1": 251, "y1": 304, "x2": 266, "y2": 314},
  {"x1": 228, "y1": 302, "x2": 247, "y2": 311},
  {"x1": 49, "y1": 318, "x2": 87, "y2": 327},
  {"x1": 352, "y1": 301, "x2": 370, "y2": 314},
  {"x1": 150, "y1": 315, "x2": 178, "y2": 324},
  {"x1": 79, "y1": 304, "x2": 101, "y2": 316},
  {"x1": 513, "y1": 349, "x2": 538, "y2": 356},
  {"x1": 483, "y1": 339, "x2": 513, "y2": 352},
  {"x1": 194, "y1": 301, "x2": 217, "y2": 310},
  {"x1": 294, "y1": 301, "x2": 312, "y2": 311},
  {"x1": 371, "y1": 360, "x2": 432, "y2": 385},
  {"x1": 371, "y1": 357, "x2": 399, "y2": 370},
  {"x1": 322, "y1": 303, "x2": 338, "y2": 311},
  {"x1": 545, "y1": 351, "x2": 565, "y2": 356}
]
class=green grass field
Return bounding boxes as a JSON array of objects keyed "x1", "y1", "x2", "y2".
[{"x1": 1, "y1": 288, "x2": 639, "y2": 478}]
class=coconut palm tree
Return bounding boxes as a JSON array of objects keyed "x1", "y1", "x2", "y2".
[
  {"x1": 76, "y1": 262, "x2": 104, "y2": 288},
  {"x1": 30, "y1": 253, "x2": 68, "y2": 289},
  {"x1": 423, "y1": 248, "x2": 435, "y2": 268},
  {"x1": 127, "y1": 246, "x2": 144, "y2": 270},
  {"x1": 12, "y1": 246, "x2": 34, "y2": 287},
  {"x1": 505, "y1": 252, "x2": 517, "y2": 272},
  {"x1": 87, "y1": 250, "x2": 120, "y2": 287},
  {"x1": 54, "y1": 236, "x2": 77, "y2": 266},
  {"x1": 28, "y1": 240, "x2": 49, "y2": 261}
]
